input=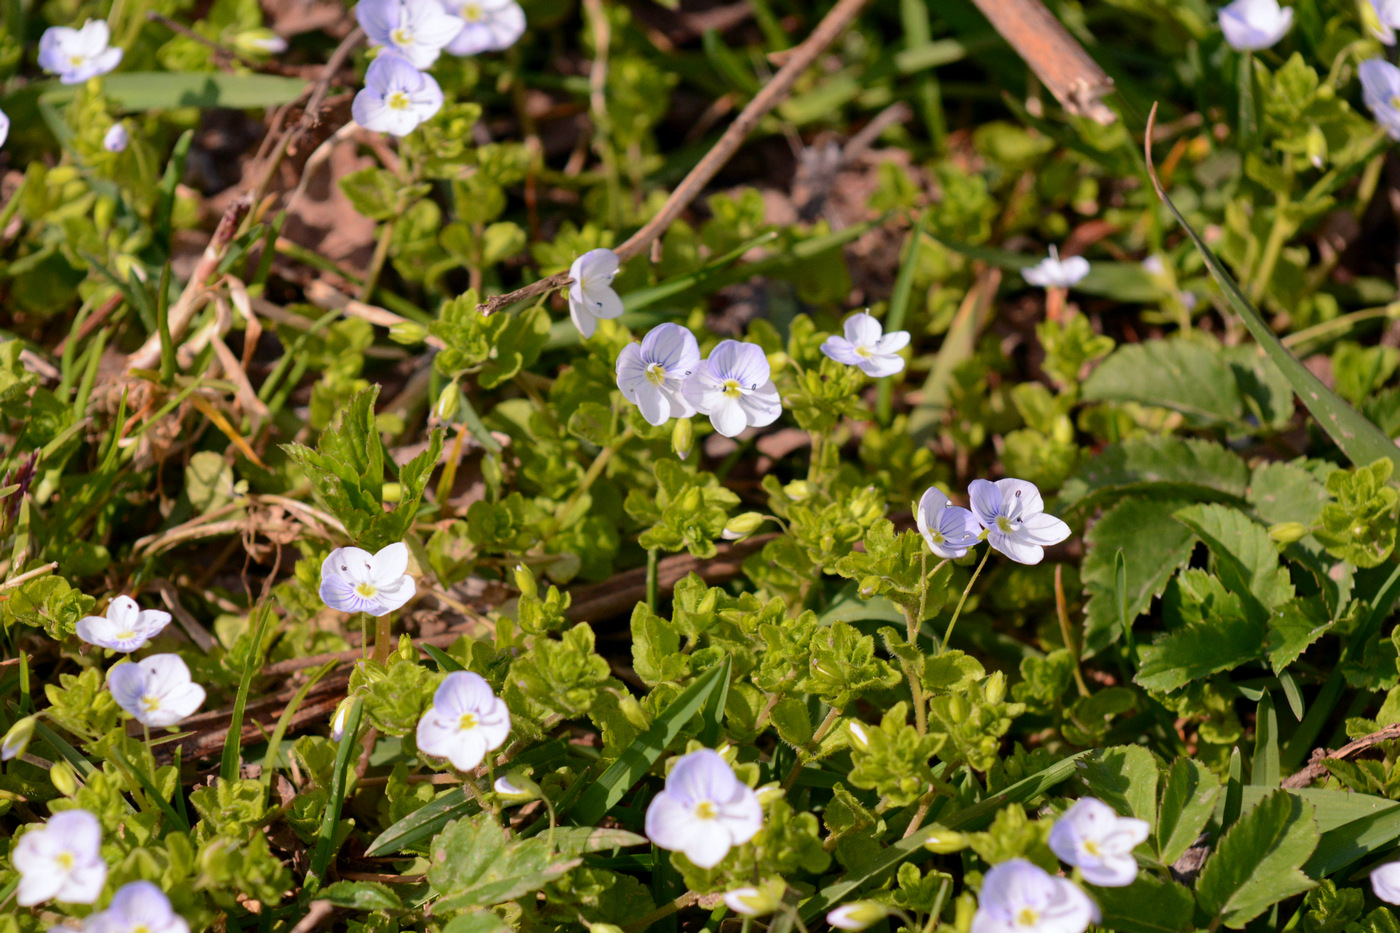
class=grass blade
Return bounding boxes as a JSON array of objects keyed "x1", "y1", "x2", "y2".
[
  {"x1": 876, "y1": 211, "x2": 928, "y2": 425},
  {"x1": 1144, "y1": 104, "x2": 1400, "y2": 474},
  {"x1": 221, "y1": 603, "x2": 275, "y2": 783},
  {"x1": 564, "y1": 661, "x2": 730, "y2": 827},
  {"x1": 307, "y1": 697, "x2": 362, "y2": 891}
]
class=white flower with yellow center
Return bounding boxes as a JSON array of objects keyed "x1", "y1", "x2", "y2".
[
  {"x1": 352, "y1": 53, "x2": 445, "y2": 138},
  {"x1": 37, "y1": 20, "x2": 124, "y2": 84},
  {"x1": 107, "y1": 655, "x2": 206, "y2": 728},
  {"x1": 76, "y1": 595, "x2": 172, "y2": 653},
  {"x1": 416, "y1": 671, "x2": 512, "y2": 771},
  {"x1": 972, "y1": 859, "x2": 1098, "y2": 933},
  {"x1": 319, "y1": 541, "x2": 417, "y2": 616},
  {"x1": 1048, "y1": 797, "x2": 1150, "y2": 887},
  {"x1": 616, "y1": 323, "x2": 700, "y2": 426},
  {"x1": 86, "y1": 881, "x2": 190, "y2": 933},
  {"x1": 356, "y1": 0, "x2": 463, "y2": 69},
  {"x1": 1022, "y1": 246, "x2": 1090, "y2": 289},
  {"x1": 820, "y1": 311, "x2": 910, "y2": 378},
  {"x1": 12, "y1": 809, "x2": 107, "y2": 906},
  {"x1": 443, "y1": 0, "x2": 525, "y2": 55},
  {"x1": 968, "y1": 477, "x2": 1071, "y2": 566},
  {"x1": 644, "y1": 748, "x2": 763, "y2": 869}
]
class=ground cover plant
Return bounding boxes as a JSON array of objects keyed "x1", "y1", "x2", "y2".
[{"x1": 15, "y1": 0, "x2": 1400, "y2": 931}]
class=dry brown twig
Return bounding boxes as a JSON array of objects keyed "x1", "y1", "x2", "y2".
[
  {"x1": 968, "y1": 0, "x2": 1116, "y2": 125},
  {"x1": 1281, "y1": 722, "x2": 1400, "y2": 788},
  {"x1": 475, "y1": 0, "x2": 876, "y2": 317}
]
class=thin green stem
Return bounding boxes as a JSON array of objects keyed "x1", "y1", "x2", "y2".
[
  {"x1": 647, "y1": 548, "x2": 659, "y2": 613},
  {"x1": 1248, "y1": 155, "x2": 1294, "y2": 306},
  {"x1": 782, "y1": 706, "x2": 841, "y2": 792},
  {"x1": 942, "y1": 548, "x2": 991, "y2": 653},
  {"x1": 360, "y1": 217, "x2": 397, "y2": 302}
]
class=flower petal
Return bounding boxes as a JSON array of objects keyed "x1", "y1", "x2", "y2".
[{"x1": 843, "y1": 312, "x2": 882, "y2": 347}]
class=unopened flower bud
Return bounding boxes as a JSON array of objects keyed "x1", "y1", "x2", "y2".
[
  {"x1": 493, "y1": 770, "x2": 542, "y2": 804},
  {"x1": 672, "y1": 418, "x2": 694, "y2": 460},
  {"x1": 50, "y1": 761, "x2": 78, "y2": 796},
  {"x1": 922, "y1": 824, "x2": 968, "y2": 853},
  {"x1": 724, "y1": 879, "x2": 785, "y2": 918},
  {"x1": 827, "y1": 902, "x2": 890, "y2": 931},
  {"x1": 947, "y1": 695, "x2": 970, "y2": 721},
  {"x1": 390, "y1": 321, "x2": 429, "y2": 345},
  {"x1": 235, "y1": 29, "x2": 289, "y2": 55},
  {"x1": 514, "y1": 563, "x2": 538, "y2": 600},
  {"x1": 1269, "y1": 522, "x2": 1307, "y2": 544},
  {"x1": 1, "y1": 715, "x2": 36, "y2": 761},
  {"x1": 859, "y1": 576, "x2": 881, "y2": 598},
  {"x1": 678, "y1": 487, "x2": 703, "y2": 514},
  {"x1": 434, "y1": 383, "x2": 461, "y2": 423},
  {"x1": 847, "y1": 720, "x2": 871, "y2": 751},
  {"x1": 755, "y1": 782, "x2": 784, "y2": 806},
  {"x1": 330, "y1": 699, "x2": 352, "y2": 742},
  {"x1": 1305, "y1": 124, "x2": 1327, "y2": 170},
  {"x1": 398, "y1": 633, "x2": 415, "y2": 660},
  {"x1": 985, "y1": 670, "x2": 1007, "y2": 705},
  {"x1": 381, "y1": 482, "x2": 402, "y2": 503},
  {"x1": 103, "y1": 123, "x2": 129, "y2": 153},
  {"x1": 785, "y1": 480, "x2": 814, "y2": 501},
  {"x1": 587, "y1": 925, "x2": 624, "y2": 933},
  {"x1": 722, "y1": 512, "x2": 766, "y2": 542}
]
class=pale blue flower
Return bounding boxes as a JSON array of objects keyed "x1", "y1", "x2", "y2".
[
  {"x1": 968, "y1": 478, "x2": 1070, "y2": 565},
  {"x1": 1023, "y1": 246, "x2": 1089, "y2": 289},
  {"x1": 87, "y1": 882, "x2": 190, "y2": 933},
  {"x1": 416, "y1": 671, "x2": 511, "y2": 771},
  {"x1": 1373, "y1": 863, "x2": 1400, "y2": 904},
  {"x1": 916, "y1": 487, "x2": 981, "y2": 560},
  {"x1": 13, "y1": 810, "x2": 106, "y2": 906},
  {"x1": 1360, "y1": 58, "x2": 1400, "y2": 140},
  {"x1": 1048, "y1": 798, "x2": 1150, "y2": 887},
  {"x1": 644, "y1": 749, "x2": 763, "y2": 868},
  {"x1": 107, "y1": 654, "x2": 206, "y2": 728},
  {"x1": 319, "y1": 542, "x2": 416, "y2": 616},
  {"x1": 681, "y1": 340, "x2": 782, "y2": 438},
  {"x1": 38, "y1": 21, "x2": 123, "y2": 84},
  {"x1": 103, "y1": 123, "x2": 128, "y2": 153},
  {"x1": 352, "y1": 54, "x2": 444, "y2": 137},
  {"x1": 0, "y1": 108, "x2": 9, "y2": 148},
  {"x1": 1218, "y1": 0, "x2": 1293, "y2": 51},
  {"x1": 356, "y1": 0, "x2": 463, "y2": 69},
  {"x1": 76, "y1": 595, "x2": 171, "y2": 653},
  {"x1": 568, "y1": 248, "x2": 624, "y2": 338},
  {"x1": 821, "y1": 312, "x2": 909, "y2": 377},
  {"x1": 972, "y1": 859, "x2": 1098, "y2": 933},
  {"x1": 443, "y1": 0, "x2": 525, "y2": 55},
  {"x1": 616, "y1": 323, "x2": 700, "y2": 425}
]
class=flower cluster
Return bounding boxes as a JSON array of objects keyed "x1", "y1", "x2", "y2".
[
  {"x1": 351, "y1": 0, "x2": 526, "y2": 136},
  {"x1": 916, "y1": 477, "x2": 1071, "y2": 566}
]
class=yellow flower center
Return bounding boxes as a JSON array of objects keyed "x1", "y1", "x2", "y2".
[
  {"x1": 1083, "y1": 839, "x2": 1101, "y2": 856},
  {"x1": 722, "y1": 379, "x2": 743, "y2": 398},
  {"x1": 391, "y1": 27, "x2": 413, "y2": 46},
  {"x1": 116, "y1": 631, "x2": 137, "y2": 641},
  {"x1": 930, "y1": 531, "x2": 944, "y2": 543},
  {"x1": 694, "y1": 800, "x2": 718, "y2": 820},
  {"x1": 996, "y1": 516, "x2": 1014, "y2": 534},
  {"x1": 461, "y1": 2, "x2": 483, "y2": 20},
  {"x1": 459, "y1": 712, "x2": 479, "y2": 731},
  {"x1": 56, "y1": 851, "x2": 75, "y2": 870},
  {"x1": 1392, "y1": 95, "x2": 1400, "y2": 111},
  {"x1": 141, "y1": 695, "x2": 161, "y2": 713},
  {"x1": 68, "y1": 54, "x2": 87, "y2": 66},
  {"x1": 355, "y1": 582, "x2": 379, "y2": 598},
  {"x1": 855, "y1": 345, "x2": 873, "y2": 358},
  {"x1": 645, "y1": 363, "x2": 668, "y2": 386},
  {"x1": 1016, "y1": 908, "x2": 1040, "y2": 927}
]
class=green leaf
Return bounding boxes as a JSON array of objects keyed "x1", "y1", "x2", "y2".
[
  {"x1": 428, "y1": 811, "x2": 582, "y2": 910},
  {"x1": 1195, "y1": 790, "x2": 1319, "y2": 928},
  {"x1": 1305, "y1": 796, "x2": 1400, "y2": 877},
  {"x1": 1248, "y1": 461, "x2": 1330, "y2": 527},
  {"x1": 1145, "y1": 117, "x2": 1400, "y2": 473},
  {"x1": 33, "y1": 72, "x2": 308, "y2": 110},
  {"x1": 1174, "y1": 503, "x2": 1294, "y2": 618},
  {"x1": 565, "y1": 658, "x2": 730, "y2": 827},
  {"x1": 1093, "y1": 873, "x2": 1195, "y2": 933},
  {"x1": 1137, "y1": 573, "x2": 1266, "y2": 693},
  {"x1": 1058, "y1": 437, "x2": 1248, "y2": 514},
  {"x1": 1077, "y1": 745, "x2": 1159, "y2": 830},
  {"x1": 1081, "y1": 497, "x2": 1199, "y2": 656},
  {"x1": 1156, "y1": 757, "x2": 1221, "y2": 865},
  {"x1": 318, "y1": 881, "x2": 404, "y2": 910},
  {"x1": 1267, "y1": 598, "x2": 1333, "y2": 673},
  {"x1": 1083, "y1": 337, "x2": 1243, "y2": 424}
]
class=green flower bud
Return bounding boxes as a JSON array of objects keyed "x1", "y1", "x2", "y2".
[
  {"x1": 493, "y1": 770, "x2": 542, "y2": 804},
  {"x1": 390, "y1": 321, "x2": 429, "y2": 345},
  {"x1": 785, "y1": 480, "x2": 815, "y2": 501},
  {"x1": 434, "y1": 383, "x2": 461, "y2": 423},
  {"x1": 922, "y1": 824, "x2": 968, "y2": 853},
  {"x1": 381, "y1": 482, "x2": 402, "y2": 503},
  {"x1": 985, "y1": 671, "x2": 1007, "y2": 705},
  {"x1": 722, "y1": 511, "x2": 766, "y2": 542},
  {"x1": 723, "y1": 879, "x2": 786, "y2": 917},
  {"x1": 827, "y1": 902, "x2": 890, "y2": 931},
  {"x1": 1269, "y1": 522, "x2": 1308, "y2": 544},
  {"x1": 1, "y1": 715, "x2": 36, "y2": 761},
  {"x1": 50, "y1": 761, "x2": 78, "y2": 796},
  {"x1": 858, "y1": 576, "x2": 882, "y2": 597},
  {"x1": 515, "y1": 563, "x2": 538, "y2": 599},
  {"x1": 672, "y1": 418, "x2": 694, "y2": 460},
  {"x1": 847, "y1": 720, "x2": 871, "y2": 750}
]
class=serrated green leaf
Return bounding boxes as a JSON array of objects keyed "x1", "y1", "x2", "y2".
[
  {"x1": 1058, "y1": 436, "x2": 1249, "y2": 513},
  {"x1": 1195, "y1": 790, "x2": 1318, "y2": 928},
  {"x1": 1175, "y1": 503, "x2": 1294, "y2": 618},
  {"x1": 1093, "y1": 873, "x2": 1195, "y2": 933},
  {"x1": 1083, "y1": 337, "x2": 1243, "y2": 424},
  {"x1": 318, "y1": 881, "x2": 404, "y2": 910},
  {"x1": 1156, "y1": 757, "x2": 1221, "y2": 865},
  {"x1": 1077, "y1": 745, "x2": 1159, "y2": 830}
]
